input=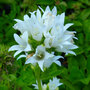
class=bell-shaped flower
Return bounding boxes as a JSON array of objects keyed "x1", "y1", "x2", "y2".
[
  {"x1": 9, "y1": 31, "x2": 31, "y2": 58},
  {"x1": 44, "y1": 55, "x2": 63, "y2": 68},
  {"x1": 39, "y1": 6, "x2": 57, "y2": 32},
  {"x1": 42, "y1": 6, "x2": 57, "y2": 28},
  {"x1": 48, "y1": 77, "x2": 63, "y2": 90},
  {"x1": 13, "y1": 15, "x2": 31, "y2": 35},
  {"x1": 25, "y1": 45, "x2": 58, "y2": 71},
  {"x1": 32, "y1": 80, "x2": 47, "y2": 90}
]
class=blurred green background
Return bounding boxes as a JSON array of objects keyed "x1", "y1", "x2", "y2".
[{"x1": 0, "y1": 0, "x2": 90, "y2": 90}]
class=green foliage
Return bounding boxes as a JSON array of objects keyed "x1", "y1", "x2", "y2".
[{"x1": 0, "y1": 0, "x2": 90, "y2": 90}]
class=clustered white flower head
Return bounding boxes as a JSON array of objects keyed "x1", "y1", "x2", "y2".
[
  {"x1": 9, "y1": 6, "x2": 78, "y2": 71},
  {"x1": 32, "y1": 77, "x2": 63, "y2": 90}
]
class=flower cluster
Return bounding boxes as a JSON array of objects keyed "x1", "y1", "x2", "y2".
[
  {"x1": 9, "y1": 6, "x2": 78, "y2": 90},
  {"x1": 9, "y1": 6, "x2": 78, "y2": 71},
  {"x1": 33, "y1": 77, "x2": 63, "y2": 90}
]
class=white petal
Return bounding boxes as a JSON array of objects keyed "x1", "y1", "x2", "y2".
[
  {"x1": 54, "y1": 61, "x2": 61, "y2": 66},
  {"x1": 33, "y1": 33, "x2": 42, "y2": 41},
  {"x1": 8, "y1": 45, "x2": 21, "y2": 51},
  {"x1": 62, "y1": 41, "x2": 72, "y2": 45},
  {"x1": 67, "y1": 51, "x2": 76, "y2": 55},
  {"x1": 17, "y1": 55, "x2": 26, "y2": 60},
  {"x1": 13, "y1": 23, "x2": 25, "y2": 33},
  {"x1": 45, "y1": 52, "x2": 54, "y2": 60},
  {"x1": 38, "y1": 60, "x2": 44, "y2": 71},
  {"x1": 45, "y1": 6, "x2": 50, "y2": 12},
  {"x1": 73, "y1": 37, "x2": 78, "y2": 40},
  {"x1": 32, "y1": 84, "x2": 38, "y2": 89},
  {"x1": 53, "y1": 56, "x2": 63, "y2": 66},
  {"x1": 64, "y1": 23, "x2": 74, "y2": 31},
  {"x1": 52, "y1": 6, "x2": 57, "y2": 15},
  {"x1": 25, "y1": 57, "x2": 36, "y2": 64},
  {"x1": 53, "y1": 56, "x2": 63, "y2": 60},
  {"x1": 30, "y1": 12, "x2": 36, "y2": 20},
  {"x1": 63, "y1": 35, "x2": 72, "y2": 41},
  {"x1": 14, "y1": 34, "x2": 24, "y2": 45},
  {"x1": 58, "y1": 83, "x2": 63, "y2": 86},
  {"x1": 60, "y1": 13, "x2": 65, "y2": 25},
  {"x1": 38, "y1": 6, "x2": 44, "y2": 13},
  {"x1": 24, "y1": 14, "x2": 29, "y2": 21},
  {"x1": 14, "y1": 19, "x2": 22, "y2": 23},
  {"x1": 69, "y1": 45, "x2": 78, "y2": 49},
  {"x1": 21, "y1": 31, "x2": 28, "y2": 42},
  {"x1": 14, "y1": 50, "x2": 22, "y2": 57},
  {"x1": 36, "y1": 45, "x2": 45, "y2": 53},
  {"x1": 42, "y1": 6, "x2": 50, "y2": 19},
  {"x1": 37, "y1": 9, "x2": 41, "y2": 20},
  {"x1": 24, "y1": 44, "x2": 31, "y2": 51},
  {"x1": 44, "y1": 59, "x2": 52, "y2": 68},
  {"x1": 44, "y1": 38, "x2": 51, "y2": 48},
  {"x1": 59, "y1": 45, "x2": 63, "y2": 49}
]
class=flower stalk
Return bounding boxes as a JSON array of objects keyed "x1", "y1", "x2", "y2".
[{"x1": 34, "y1": 64, "x2": 42, "y2": 90}]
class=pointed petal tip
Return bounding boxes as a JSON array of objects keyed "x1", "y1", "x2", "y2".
[{"x1": 38, "y1": 6, "x2": 44, "y2": 13}]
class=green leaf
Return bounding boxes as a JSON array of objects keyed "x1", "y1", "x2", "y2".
[
  {"x1": 41, "y1": 64, "x2": 65, "y2": 80},
  {"x1": 61, "y1": 79, "x2": 79, "y2": 90},
  {"x1": 0, "y1": 85, "x2": 8, "y2": 90},
  {"x1": 83, "y1": 83, "x2": 90, "y2": 90},
  {"x1": 87, "y1": 55, "x2": 90, "y2": 75},
  {"x1": 16, "y1": 65, "x2": 35, "y2": 87},
  {"x1": 80, "y1": 76, "x2": 90, "y2": 85},
  {"x1": 83, "y1": 20, "x2": 90, "y2": 45},
  {"x1": 22, "y1": 86, "x2": 33, "y2": 90},
  {"x1": 35, "y1": 0, "x2": 54, "y2": 5},
  {"x1": 68, "y1": 56, "x2": 85, "y2": 83},
  {"x1": 77, "y1": 33, "x2": 84, "y2": 45},
  {"x1": 0, "y1": 0, "x2": 14, "y2": 4},
  {"x1": 79, "y1": 9, "x2": 90, "y2": 20},
  {"x1": 80, "y1": 0, "x2": 90, "y2": 6},
  {"x1": 76, "y1": 55, "x2": 87, "y2": 72}
]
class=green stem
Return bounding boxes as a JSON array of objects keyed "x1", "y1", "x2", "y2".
[
  {"x1": 37, "y1": 77, "x2": 42, "y2": 90},
  {"x1": 34, "y1": 64, "x2": 42, "y2": 90}
]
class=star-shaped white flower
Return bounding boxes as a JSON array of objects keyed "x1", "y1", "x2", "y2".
[
  {"x1": 42, "y1": 6, "x2": 57, "y2": 28},
  {"x1": 13, "y1": 15, "x2": 31, "y2": 35},
  {"x1": 48, "y1": 77, "x2": 63, "y2": 90},
  {"x1": 32, "y1": 80, "x2": 47, "y2": 90},
  {"x1": 25, "y1": 45, "x2": 55, "y2": 71},
  {"x1": 44, "y1": 55, "x2": 63, "y2": 68},
  {"x1": 9, "y1": 31, "x2": 31, "y2": 58}
]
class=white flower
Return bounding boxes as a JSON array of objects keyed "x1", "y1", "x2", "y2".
[
  {"x1": 48, "y1": 77, "x2": 63, "y2": 90},
  {"x1": 44, "y1": 55, "x2": 63, "y2": 68},
  {"x1": 13, "y1": 10, "x2": 46, "y2": 41},
  {"x1": 32, "y1": 80, "x2": 47, "y2": 90},
  {"x1": 13, "y1": 15, "x2": 31, "y2": 35},
  {"x1": 9, "y1": 31, "x2": 31, "y2": 58},
  {"x1": 44, "y1": 12, "x2": 78, "y2": 55},
  {"x1": 29, "y1": 10, "x2": 46, "y2": 41},
  {"x1": 25, "y1": 45, "x2": 55, "y2": 71},
  {"x1": 41, "y1": 6, "x2": 57, "y2": 29}
]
